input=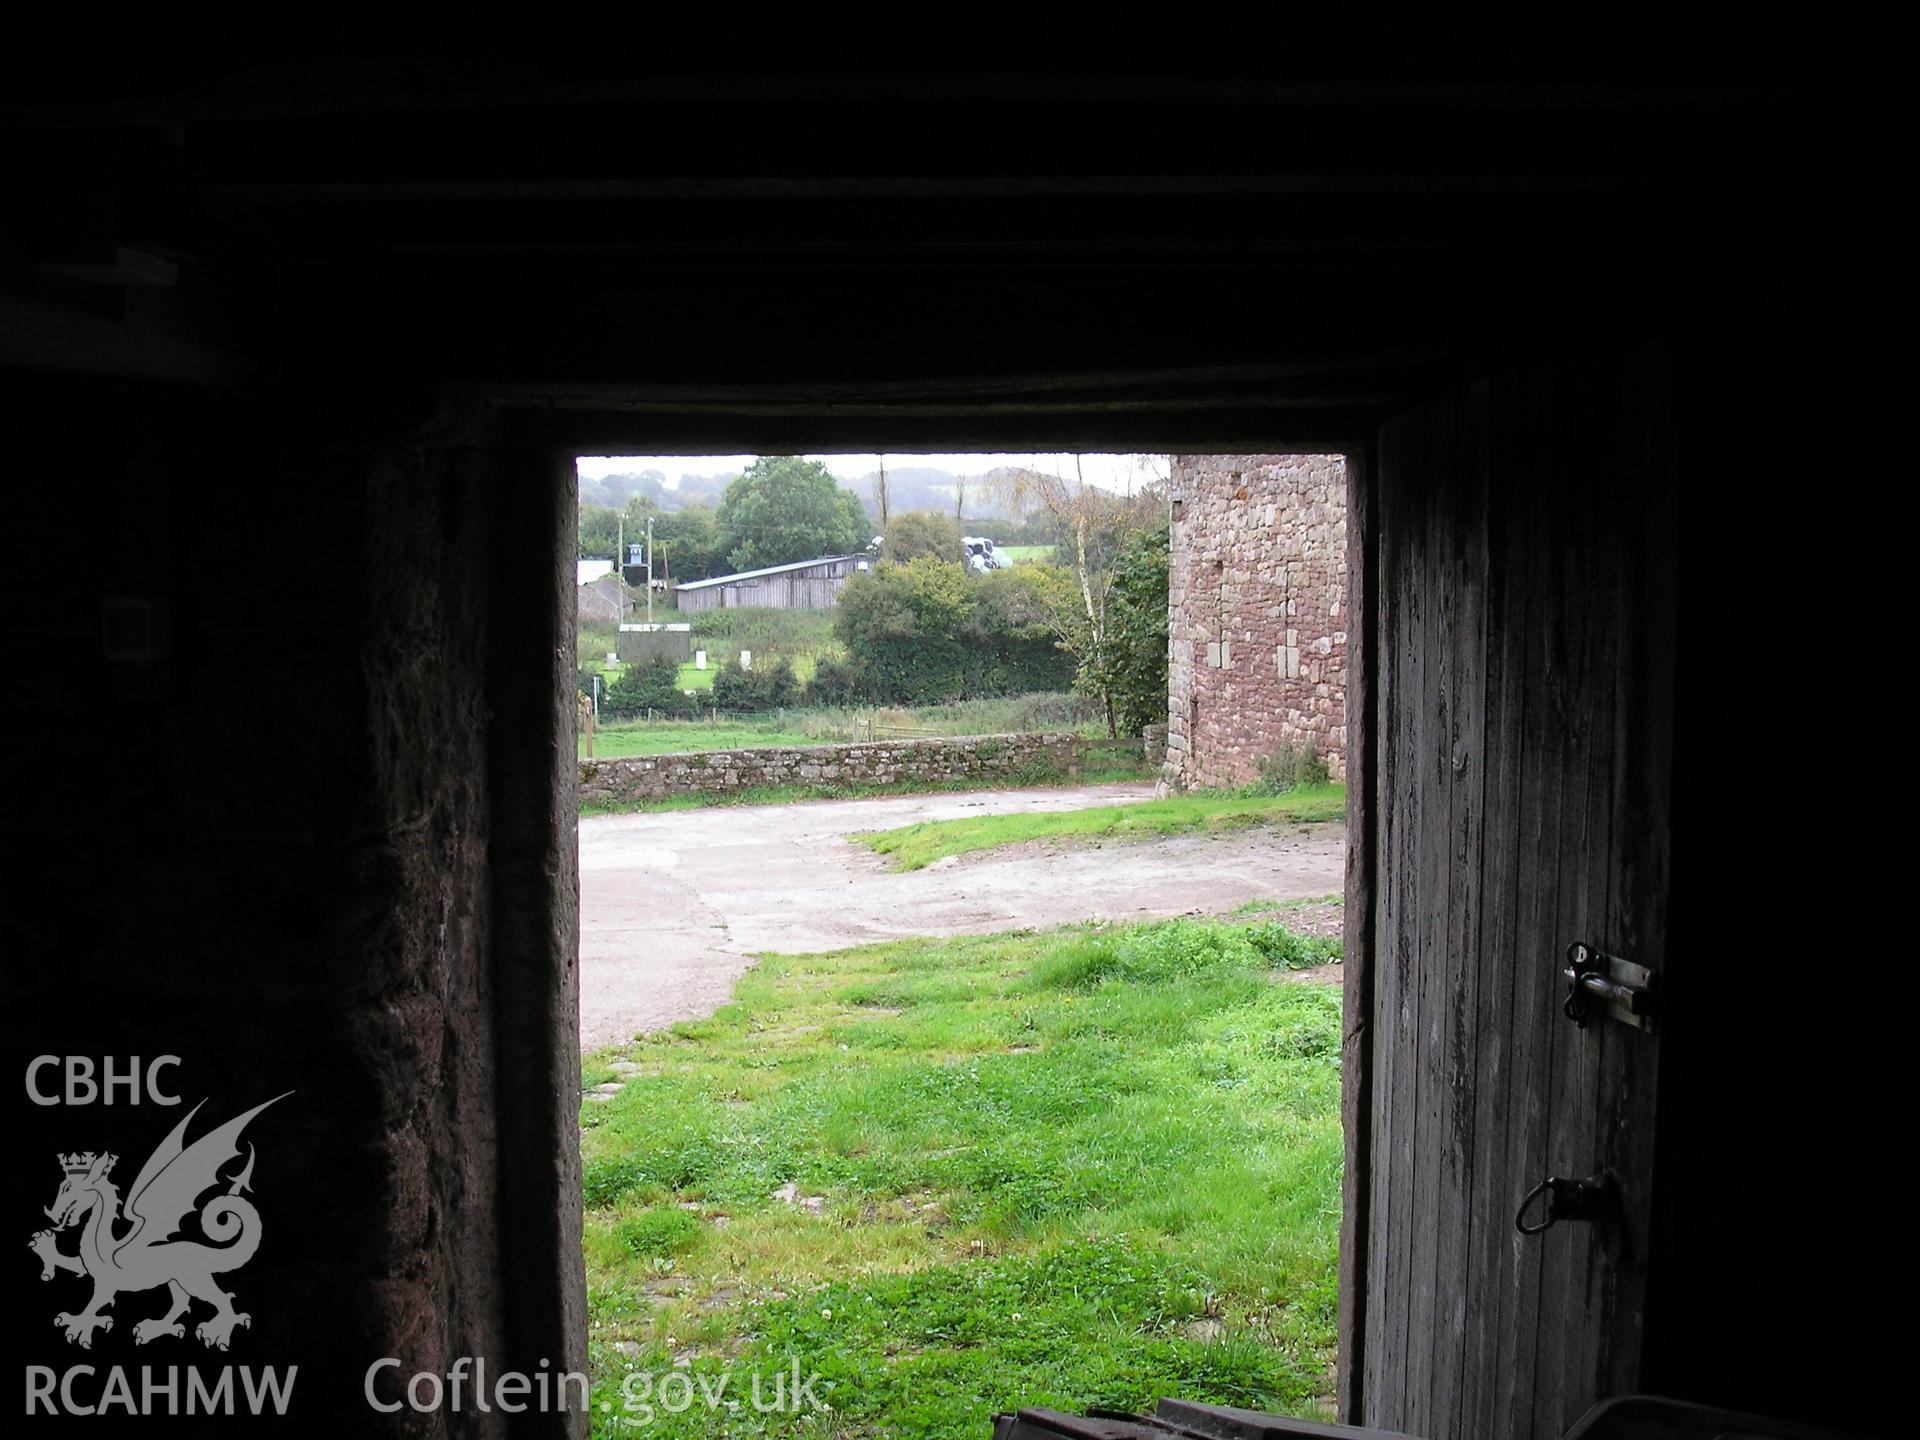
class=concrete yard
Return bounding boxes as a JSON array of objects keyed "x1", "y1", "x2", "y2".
[{"x1": 578, "y1": 782, "x2": 1346, "y2": 1051}]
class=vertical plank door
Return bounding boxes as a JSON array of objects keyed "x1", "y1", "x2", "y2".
[{"x1": 1354, "y1": 357, "x2": 1674, "y2": 1440}]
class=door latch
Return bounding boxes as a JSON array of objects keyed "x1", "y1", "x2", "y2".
[
  {"x1": 1515, "y1": 1173, "x2": 1617, "y2": 1235},
  {"x1": 1563, "y1": 942, "x2": 1657, "y2": 1033}
]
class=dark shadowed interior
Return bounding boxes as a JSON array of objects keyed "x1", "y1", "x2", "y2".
[{"x1": 3, "y1": 29, "x2": 1907, "y2": 1438}]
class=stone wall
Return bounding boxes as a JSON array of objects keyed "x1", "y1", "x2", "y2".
[
  {"x1": 579, "y1": 732, "x2": 1082, "y2": 805},
  {"x1": 1166, "y1": 454, "x2": 1349, "y2": 787},
  {"x1": 2, "y1": 380, "x2": 584, "y2": 1433}
]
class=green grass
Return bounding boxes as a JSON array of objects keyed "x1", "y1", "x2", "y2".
[
  {"x1": 580, "y1": 691, "x2": 1110, "y2": 759},
  {"x1": 1233, "y1": 894, "x2": 1343, "y2": 916},
  {"x1": 583, "y1": 723, "x2": 820, "y2": 759},
  {"x1": 998, "y1": 545, "x2": 1058, "y2": 563},
  {"x1": 685, "y1": 605, "x2": 838, "y2": 650},
  {"x1": 579, "y1": 917, "x2": 1342, "y2": 1437},
  {"x1": 580, "y1": 607, "x2": 841, "y2": 696},
  {"x1": 578, "y1": 618, "x2": 623, "y2": 677},
  {"x1": 798, "y1": 693, "x2": 1106, "y2": 742},
  {"x1": 683, "y1": 606, "x2": 843, "y2": 680},
  {"x1": 855, "y1": 785, "x2": 1346, "y2": 872},
  {"x1": 1079, "y1": 736, "x2": 1156, "y2": 783}
]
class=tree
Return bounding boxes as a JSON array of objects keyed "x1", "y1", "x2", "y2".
[
  {"x1": 881, "y1": 509, "x2": 962, "y2": 564},
  {"x1": 578, "y1": 468, "x2": 667, "y2": 510},
  {"x1": 1076, "y1": 520, "x2": 1169, "y2": 736},
  {"x1": 649, "y1": 504, "x2": 725, "y2": 582},
  {"x1": 715, "y1": 457, "x2": 869, "y2": 572},
  {"x1": 985, "y1": 457, "x2": 1165, "y2": 734},
  {"x1": 577, "y1": 504, "x2": 622, "y2": 560}
]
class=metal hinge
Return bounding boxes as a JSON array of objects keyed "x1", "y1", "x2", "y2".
[{"x1": 1563, "y1": 942, "x2": 1657, "y2": 1033}]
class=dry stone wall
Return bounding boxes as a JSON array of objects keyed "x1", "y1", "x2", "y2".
[
  {"x1": 1167, "y1": 454, "x2": 1349, "y2": 787},
  {"x1": 579, "y1": 731, "x2": 1082, "y2": 805}
]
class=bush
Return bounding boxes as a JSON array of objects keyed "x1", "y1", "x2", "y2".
[
  {"x1": 603, "y1": 655, "x2": 696, "y2": 717},
  {"x1": 968, "y1": 566, "x2": 1079, "y2": 695},
  {"x1": 882, "y1": 510, "x2": 964, "y2": 564},
  {"x1": 1255, "y1": 741, "x2": 1330, "y2": 793},
  {"x1": 802, "y1": 656, "x2": 867, "y2": 707},
  {"x1": 833, "y1": 558, "x2": 1075, "y2": 704},
  {"x1": 710, "y1": 657, "x2": 801, "y2": 712}
]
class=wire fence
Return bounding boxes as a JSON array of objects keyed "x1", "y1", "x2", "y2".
[{"x1": 858, "y1": 718, "x2": 943, "y2": 741}]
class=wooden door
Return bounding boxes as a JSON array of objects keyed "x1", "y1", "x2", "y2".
[{"x1": 1348, "y1": 359, "x2": 1675, "y2": 1440}]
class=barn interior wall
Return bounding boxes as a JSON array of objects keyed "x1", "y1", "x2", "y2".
[
  {"x1": 1637, "y1": 349, "x2": 1901, "y2": 1436},
  {"x1": 0, "y1": 380, "x2": 583, "y2": 1436}
]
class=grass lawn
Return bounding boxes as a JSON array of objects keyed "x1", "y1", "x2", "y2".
[
  {"x1": 1232, "y1": 895, "x2": 1342, "y2": 916},
  {"x1": 998, "y1": 545, "x2": 1057, "y2": 563},
  {"x1": 578, "y1": 693, "x2": 1111, "y2": 764},
  {"x1": 585, "y1": 723, "x2": 819, "y2": 758},
  {"x1": 854, "y1": 784, "x2": 1346, "y2": 872},
  {"x1": 579, "y1": 917, "x2": 1343, "y2": 1437},
  {"x1": 578, "y1": 607, "x2": 841, "y2": 696}
]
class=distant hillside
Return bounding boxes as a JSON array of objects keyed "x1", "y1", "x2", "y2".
[
  {"x1": 844, "y1": 465, "x2": 1039, "y2": 522},
  {"x1": 578, "y1": 463, "x2": 1033, "y2": 523},
  {"x1": 578, "y1": 468, "x2": 741, "y2": 511}
]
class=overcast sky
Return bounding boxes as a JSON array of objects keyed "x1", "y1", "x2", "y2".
[{"x1": 574, "y1": 453, "x2": 1163, "y2": 493}]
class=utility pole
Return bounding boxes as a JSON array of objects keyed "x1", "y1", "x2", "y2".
[
  {"x1": 645, "y1": 514, "x2": 654, "y2": 625},
  {"x1": 876, "y1": 455, "x2": 890, "y2": 531},
  {"x1": 616, "y1": 517, "x2": 624, "y2": 624}
]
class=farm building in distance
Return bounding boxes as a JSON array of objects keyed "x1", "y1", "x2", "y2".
[{"x1": 672, "y1": 553, "x2": 869, "y2": 611}]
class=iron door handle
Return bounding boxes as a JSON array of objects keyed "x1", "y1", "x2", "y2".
[{"x1": 1515, "y1": 1173, "x2": 1617, "y2": 1235}]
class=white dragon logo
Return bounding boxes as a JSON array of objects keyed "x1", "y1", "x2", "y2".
[{"x1": 27, "y1": 1094, "x2": 289, "y2": 1351}]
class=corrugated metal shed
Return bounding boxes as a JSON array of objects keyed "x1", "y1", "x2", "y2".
[{"x1": 672, "y1": 554, "x2": 868, "y2": 612}]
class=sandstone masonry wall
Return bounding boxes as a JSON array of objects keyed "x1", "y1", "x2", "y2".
[
  {"x1": 579, "y1": 731, "x2": 1082, "y2": 805},
  {"x1": 1166, "y1": 454, "x2": 1349, "y2": 787}
]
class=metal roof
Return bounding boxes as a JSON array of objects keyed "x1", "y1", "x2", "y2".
[{"x1": 673, "y1": 555, "x2": 866, "y2": 590}]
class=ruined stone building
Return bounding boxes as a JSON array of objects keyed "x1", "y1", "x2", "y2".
[{"x1": 1167, "y1": 454, "x2": 1349, "y2": 786}]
